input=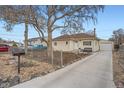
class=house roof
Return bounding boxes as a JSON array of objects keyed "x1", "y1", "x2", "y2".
[{"x1": 53, "y1": 33, "x2": 96, "y2": 41}]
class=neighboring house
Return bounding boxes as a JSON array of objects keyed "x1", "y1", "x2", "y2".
[
  {"x1": 0, "y1": 40, "x2": 22, "y2": 47},
  {"x1": 6, "y1": 41, "x2": 23, "y2": 47},
  {"x1": 28, "y1": 37, "x2": 47, "y2": 47},
  {"x1": 52, "y1": 32, "x2": 100, "y2": 52}
]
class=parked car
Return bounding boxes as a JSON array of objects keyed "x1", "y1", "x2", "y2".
[{"x1": 0, "y1": 44, "x2": 10, "y2": 52}]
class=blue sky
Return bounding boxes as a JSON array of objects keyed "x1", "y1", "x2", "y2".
[{"x1": 0, "y1": 5, "x2": 124, "y2": 43}]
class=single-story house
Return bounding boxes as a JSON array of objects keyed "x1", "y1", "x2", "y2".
[
  {"x1": 52, "y1": 32, "x2": 100, "y2": 52},
  {"x1": 28, "y1": 37, "x2": 47, "y2": 47}
]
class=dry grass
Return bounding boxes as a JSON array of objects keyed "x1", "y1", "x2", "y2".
[
  {"x1": 0, "y1": 49, "x2": 89, "y2": 87},
  {"x1": 25, "y1": 49, "x2": 89, "y2": 66},
  {"x1": 113, "y1": 49, "x2": 124, "y2": 88},
  {"x1": 0, "y1": 53, "x2": 54, "y2": 83}
]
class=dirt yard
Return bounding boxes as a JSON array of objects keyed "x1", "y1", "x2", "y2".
[
  {"x1": 113, "y1": 45, "x2": 124, "y2": 88},
  {"x1": 0, "y1": 53, "x2": 55, "y2": 87},
  {"x1": 0, "y1": 49, "x2": 89, "y2": 87},
  {"x1": 25, "y1": 49, "x2": 89, "y2": 66}
]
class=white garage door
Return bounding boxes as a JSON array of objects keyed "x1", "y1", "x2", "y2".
[{"x1": 100, "y1": 44, "x2": 112, "y2": 51}]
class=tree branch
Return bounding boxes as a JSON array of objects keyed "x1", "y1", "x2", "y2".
[
  {"x1": 56, "y1": 6, "x2": 83, "y2": 20},
  {"x1": 50, "y1": 6, "x2": 83, "y2": 30},
  {"x1": 33, "y1": 24, "x2": 48, "y2": 46},
  {"x1": 52, "y1": 25, "x2": 68, "y2": 31}
]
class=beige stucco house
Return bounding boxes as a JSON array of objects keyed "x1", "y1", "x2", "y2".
[{"x1": 52, "y1": 33, "x2": 100, "y2": 52}]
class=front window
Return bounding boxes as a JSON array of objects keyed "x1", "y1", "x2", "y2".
[{"x1": 83, "y1": 41, "x2": 91, "y2": 46}]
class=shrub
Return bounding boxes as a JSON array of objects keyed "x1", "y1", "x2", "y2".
[{"x1": 12, "y1": 42, "x2": 18, "y2": 47}]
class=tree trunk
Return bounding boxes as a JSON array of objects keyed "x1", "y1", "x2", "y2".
[
  {"x1": 98, "y1": 40, "x2": 100, "y2": 51},
  {"x1": 47, "y1": 31, "x2": 53, "y2": 64},
  {"x1": 24, "y1": 19, "x2": 28, "y2": 54}
]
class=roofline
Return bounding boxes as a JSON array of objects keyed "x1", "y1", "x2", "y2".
[
  {"x1": 53, "y1": 33, "x2": 98, "y2": 41},
  {"x1": 53, "y1": 38, "x2": 97, "y2": 41}
]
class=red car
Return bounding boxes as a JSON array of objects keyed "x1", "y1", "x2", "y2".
[{"x1": 0, "y1": 44, "x2": 10, "y2": 52}]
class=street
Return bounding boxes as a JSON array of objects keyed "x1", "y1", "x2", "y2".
[{"x1": 13, "y1": 50, "x2": 115, "y2": 88}]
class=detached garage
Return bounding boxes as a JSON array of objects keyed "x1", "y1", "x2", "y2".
[{"x1": 100, "y1": 40, "x2": 113, "y2": 51}]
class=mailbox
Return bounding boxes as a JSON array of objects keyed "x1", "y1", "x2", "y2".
[
  {"x1": 12, "y1": 47, "x2": 25, "y2": 75},
  {"x1": 12, "y1": 48, "x2": 25, "y2": 56}
]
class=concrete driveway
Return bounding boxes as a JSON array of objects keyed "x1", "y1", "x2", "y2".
[{"x1": 13, "y1": 51, "x2": 115, "y2": 88}]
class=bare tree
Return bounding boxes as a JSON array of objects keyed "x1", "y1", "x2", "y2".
[
  {"x1": 32, "y1": 5, "x2": 104, "y2": 63},
  {"x1": 0, "y1": 6, "x2": 37, "y2": 54}
]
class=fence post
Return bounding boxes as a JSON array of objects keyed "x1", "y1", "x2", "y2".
[
  {"x1": 17, "y1": 55, "x2": 21, "y2": 83},
  {"x1": 60, "y1": 50, "x2": 64, "y2": 67},
  {"x1": 18, "y1": 55, "x2": 20, "y2": 74}
]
